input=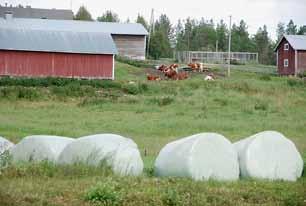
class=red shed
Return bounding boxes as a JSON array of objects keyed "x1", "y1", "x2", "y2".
[
  {"x1": 274, "y1": 35, "x2": 306, "y2": 76},
  {"x1": 0, "y1": 28, "x2": 118, "y2": 79}
]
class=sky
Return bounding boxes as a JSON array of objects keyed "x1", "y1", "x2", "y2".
[{"x1": 2, "y1": 0, "x2": 306, "y2": 40}]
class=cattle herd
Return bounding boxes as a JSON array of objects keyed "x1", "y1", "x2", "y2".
[
  {"x1": 0, "y1": 131, "x2": 303, "y2": 181},
  {"x1": 147, "y1": 63, "x2": 211, "y2": 81}
]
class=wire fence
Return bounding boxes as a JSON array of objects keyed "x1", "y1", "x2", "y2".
[{"x1": 175, "y1": 51, "x2": 259, "y2": 64}]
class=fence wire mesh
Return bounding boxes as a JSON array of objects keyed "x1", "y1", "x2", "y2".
[{"x1": 175, "y1": 51, "x2": 258, "y2": 64}]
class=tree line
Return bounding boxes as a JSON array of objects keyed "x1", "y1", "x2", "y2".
[{"x1": 75, "y1": 6, "x2": 306, "y2": 65}]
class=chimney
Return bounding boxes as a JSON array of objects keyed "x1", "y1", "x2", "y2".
[{"x1": 4, "y1": 11, "x2": 13, "y2": 20}]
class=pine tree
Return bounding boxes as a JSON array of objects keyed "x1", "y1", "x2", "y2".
[
  {"x1": 136, "y1": 14, "x2": 148, "y2": 30},
  {"x1": 297, "y1": 25, "x2": 306, "y2": 35},
  {"x1": 97, "y1": 10, "x2": 120, "y2": 22},
  {"x1": 276, "y1": 22, "x2": 285, "y2": 40},
  {"x1": 216, "y1": 20, "x2": 227, "y2": 51},
  {"x1": 74, "y1": 6, "x2": 93, "y2": 21},
  {"x1": 286, "y1": 20, "x2": 297, "y2": 35}
]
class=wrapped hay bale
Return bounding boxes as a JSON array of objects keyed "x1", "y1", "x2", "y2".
[
  {"x1": 58, "y1": 134, "x2": 143, "y2": 176},
  {"x1": 154, "y1": 133, "x2": 239, "y2": 181},
  {"x1": 234, "y1": 131, "x2": 303, "y2": 181},
  {"x1": 11, "y1": 135, "x2": 74, "y2": 163},
  {"x1": 0, "y1": 136, "x2": 14, "y2": 154}
]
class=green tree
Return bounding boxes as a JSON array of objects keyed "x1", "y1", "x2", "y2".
[
  {"x1": 276, "y1": 22, "x2": 285, "y2": 41},
  {"x1": 297, "y1": 25, "x2": 306, "y2": 35},
  {"x1": 97, "y1": 10, "x2": 120, "y2": 22},
  {"x1": 74, "y1": 6, "x2": 93, "y2": 21},
  {"x1": 253, "y1": 25, "x2": 275, "y2": 65},
  {"x1": 149, "y1": 14, "x2": 173, "y2": 58},
  {"x1": 231, "y1": 20, "x2": 254, "y2": 52},
  {"x1": 286, "y1": 20, "x2": 297, "y2": 35},
  {"x1": 216, "y1": 19, "x2": 228, "y2": 51},
  {"x1": 136, "y1": 14, "x2": 148, "y2": 30}
]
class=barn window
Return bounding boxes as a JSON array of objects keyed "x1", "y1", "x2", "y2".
[
  {"x1": 284, "y1": 43, "x2": 289, "y2": 51},
  {"x1": 284, "y1": 59, "x2": 289, "y2": 67}
]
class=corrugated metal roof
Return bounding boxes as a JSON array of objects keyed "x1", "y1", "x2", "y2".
[
  {"x1": 0, "y1": 17, "x2": 148, "y2": 35},
  {"x1": 0, "y1": 6, "x2": 73, "y2": 20},
  {"x1": 274, "y1": 35, "x2": 306, "y2": 51},
  {"x1": 0, "y1": 28, "x2": 118, "y2": 55},
  {"x1": 284, "y1": 35, "x2": 306, "y2": 50}
]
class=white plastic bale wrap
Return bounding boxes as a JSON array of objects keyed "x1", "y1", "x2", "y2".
[
  {"x1": 11, "y1": 135, "x2": 74, "y2": 163},
  {"x1": 154, "y1": 133, "x2": 240, "y2": 181},
  {"x1": 234, "y1": 131, "x2": 304, "y2": 181},
  {"x1": 0, "y1": 136, "x2": 14, "y2": 154},
  {"x1": 58, "y1": 134, "x2": 143, "y2": 176}
]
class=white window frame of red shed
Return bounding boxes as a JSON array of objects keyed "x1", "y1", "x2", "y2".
[
  {"x1": 284, "y1": 43, "x2": 289, "y2": 51},
  {"x1": 284, "y1": 59, "x2": 289, "y2": 67}
]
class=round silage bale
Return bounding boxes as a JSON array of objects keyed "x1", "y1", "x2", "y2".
[
  {"x1": 154, "y1": 133, "x2": 240, "y2": 181},
  {"x1": 234, "y1": 131, "x2": 304, "y2": 181},
  {"x1": 11, "y1": 135, "x2": 74, "y2": 163},
  {"x1": 57, "y1": 134, "x2": 143, "y2": 176},
  {"x1": 0, "y1": 136, "x2": 14, "y2": 154}
]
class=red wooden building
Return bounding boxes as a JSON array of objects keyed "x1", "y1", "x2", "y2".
[
  {"x1": 274, "y1": 35, "x2": 306, "y2": 76},
  {"x1": 0, "y1": 28, "x2": 118, "y2": 79}
]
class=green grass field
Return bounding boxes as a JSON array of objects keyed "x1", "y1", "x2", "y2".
[{"x1": 0, "y1": 62, "x2": 305, "y2": 206}]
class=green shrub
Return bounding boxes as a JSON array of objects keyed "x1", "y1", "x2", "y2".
[
  {"x1": 51, "y1": 83, "x2": 95, "y2": 98},
  {"x1": 138, "y1": 82, "x2": 149, "y2": 92},
  {"x1": 259, "y1": 74, "x2": 272, "y2": 81},
  {"x1": 213, "y1": 97, "x2": 228, "y2": 106},
  {"x1": 84, "y1": 181, "x2": 121, "y2": 206},
  {"x1": 0, "y1": 86, "x2": 40, "y2": 100},
  {"x1": 298, "y1": 71, "x2": 306, "y2": 78},
  {"x1": 116, "y1": 56, "x2": 153, "y2": 68},
  {"x1": 148, "y1": 96, "x2": 174, "y2": 106},
  {"x1": 287, "y1": 79, "x2": 305, "y2": 87},
  {"x1": 254, "y1": 101, "x2": 268, "y2": 111},
  {"x1": 162, "y1": 188, "x2": 181, "y2": 206},
  {"x1": 0, "y1": 77, "x2": 122, "y2": 89},
  {"x1": 122, "y1": 84, "x2": 140, "y2": 95},
  {"x1": 230, "y1": 59, "x2": 245, "y2": 65}
]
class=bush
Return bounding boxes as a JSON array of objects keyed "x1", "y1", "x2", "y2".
[
  {"x1": 254, "y1": 101, "x2": 268, "y2": 111},
  {"x1": 298, "y1": 71, "x2": 306, "y2": 78},
  {"x1": 213, "y1": 97, "x2": 228, "y2": 106},
  {"x1": 84, "y1": 181, "x2": 121, "y2": 206},
  {"x1": 148, "y1": 96, "x2": 174, "y2": 106},
  {"x1": 0, "y1": 77, "x2": 122, "y2": 89},
  {"x1": 116, "y1": 56, "x2": 153, "y2": 68},
  {"x1": 122, "y1": 84, "x2": 140, "y2": 95},
  {"x1": 287, "y1": 79, "x2": 305, "y2": 87},
  {"x1": 51, "y1": 83, "x2": 95, "y2": 98},
  {"x1": 0, "y1": 86, "x2": 40, "y2": 100},
  {"x1": 259, "y1": 74, "x2": 272, "y2": 81},
  {"x1": 161, "y1": 188, "x2": 181, "y2": 206},
  {"x1": 230, "y1": 59, "x2": 245, "y2": 65}
]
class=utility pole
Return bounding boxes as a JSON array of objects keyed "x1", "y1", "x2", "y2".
[
  {"x1": 146, "y1": 8, "x2": 154, "y2": 58},
  {"x1": 228, "y1": 15, "x2": 232, "y2": 77},
  {"x1": 216, "y1": 40, "x2": 218, "y2": 52},
  {"x1": 70, "y1": 0, "x2": 73, "y2": 10}
]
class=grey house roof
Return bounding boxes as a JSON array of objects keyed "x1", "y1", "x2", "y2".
[
  {"x1": 0, "y1": 28, "x2": 118, "y2": 55},
  {"x1": 274, "y1": 35, "x2": 306, "y2": 51},
  {"x1": 0, "y1": 6, "x2": 73, "y2": 20},
  {"x1": 0, "y1": 17, "x2": 149, "y2": 35}
]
